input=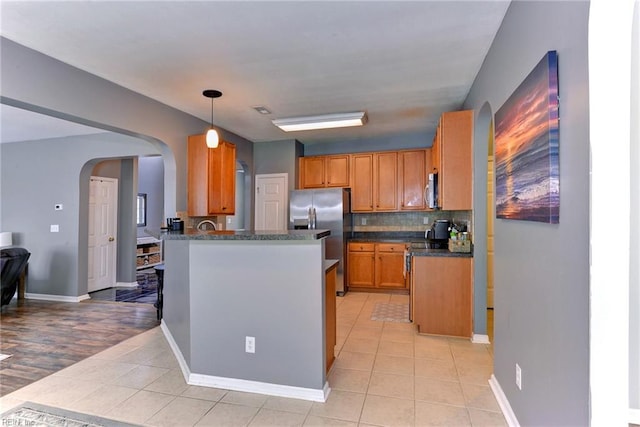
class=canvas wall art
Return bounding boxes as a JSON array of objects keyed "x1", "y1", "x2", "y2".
[{"x1": 495, "y1": 50, "x2": 559, "y2": 224}]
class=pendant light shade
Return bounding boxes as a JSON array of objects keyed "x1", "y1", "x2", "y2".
[
  {"x1": 203, "y1": 90, "x2": 222, "y2": 148},
  {"x1": 206, "y1": 128, "x2": 219, "y2": 148}
]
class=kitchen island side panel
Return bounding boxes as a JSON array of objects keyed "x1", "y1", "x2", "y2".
[
  {"x1": 188, "y1": 240, "x2": 326, "y2": 390},
  {"x1": 163, "y1": 239, "x2": 192, "y2": 366}
]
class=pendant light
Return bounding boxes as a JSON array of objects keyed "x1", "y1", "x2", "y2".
[{"x1": 203, "y1": 90, "x2": 222, "y2": 148}]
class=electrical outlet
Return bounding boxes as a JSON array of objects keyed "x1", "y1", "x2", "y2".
[
  {"x1": 423, "y1": 216, "x2": 429, "y2": 225},
  {"x1": 54, "y1": 204, "x2": 63, "y2": 211},
  {"x1": 245, "y1": 336, "x2": 255, "y2": 353},
  {"x1": 50, "y1": 224, "x2": 59, "y2": 233},
  {"x1": 516, "y1": 363, "x2": 522, "y2": 390},
  {"x1": 361, "y1": 218, "x2": 367, "y2": 225}
]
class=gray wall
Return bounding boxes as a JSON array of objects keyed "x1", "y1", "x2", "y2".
[
  {"x1": 463, "y1": 1, "x2": 590, "y2": 425},
  {"x1": 164, "y1": 239, "x2": 326, "y2": 391},
  {"x1": 631, "y1": 0, "x2": 640, "y2": 411},
  {"x1": 302, "y1": 130, "x2": 432, "y2": 155},
  {"x1": 1, "y1": 37, "x2": 255, "y2": 297},
  {"x1": 254, "y1": 139, "x2": 303, "y2": 194},
  {"x1": 1, "y1": 133, "x2": 157, "y2": 296},
  {"x1": 138, "y1": 156, "x2": 165, "y2": 235}
]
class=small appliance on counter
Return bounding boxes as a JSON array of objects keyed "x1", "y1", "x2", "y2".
[
  {"x1": 424, "y1": 219, "x2": 450, "y2": 249},
  {"x1": 166, "y1": 217, "x2": 184, "y2": 231}
]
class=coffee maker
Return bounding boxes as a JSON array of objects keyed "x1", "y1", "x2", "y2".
[{"x1": 425, "y1": 219, "x2": 450, "y2": 249}]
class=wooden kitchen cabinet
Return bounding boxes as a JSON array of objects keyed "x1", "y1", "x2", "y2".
[
  {"x1": 325, "y1": 261, "x2": 338, "y2": 374},
  {"x1": 351, "y1": 152, "x2": 398, "y2": 212},
  {"x1": 412, "y1": 256, "x2": 473, "y2": 337},
  {"x1": 375, "y1": 243, "x2": 407, "y2": 289},
  {"x1": 398, "y1": 149, "x2": 429, "y2": 211},
  {"x1": 431, "y1": 110, "x2": 473, "y2": 210},
  {"x1": 348, "y1": 242, "x2": 408, "y2": 291},
  {"x1": 299, "y1": 155, "x2": 350, "y2": 188},
  {"x1": 187, "y1": 135, "x2": 236, "y2": 216},
  {"x1": 347, "y1": 242, "x2": 375, "y2": 287},
  {"x1": 350, "y1": 154, "x2": 374, "y2": 211},
  {"x1": 374, "y1": 151, "x2": 398, "y2": 211}
]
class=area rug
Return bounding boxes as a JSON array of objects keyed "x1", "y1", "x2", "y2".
[
  {"x1": 1, "y1": 402, "x2": 139, "y2": 427},
  {"x1": 370, "y1": 302, "x2": 410, "y2": 322}
]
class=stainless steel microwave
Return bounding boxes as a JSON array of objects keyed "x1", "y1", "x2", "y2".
[{"x1": 426, "y1": 172, "x2": 439, "y2": 209}]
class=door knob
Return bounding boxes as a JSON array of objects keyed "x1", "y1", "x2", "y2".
[{"x1": 108, "y1": 236, "x2": 115, "y2": 242}]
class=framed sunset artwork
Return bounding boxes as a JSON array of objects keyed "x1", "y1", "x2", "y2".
[{"x1": 495, "y1": 50, "x2": 559, "y2": 224}]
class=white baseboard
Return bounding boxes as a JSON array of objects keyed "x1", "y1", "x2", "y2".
[
  {"x1": 630, "y1": 407, "x2": 640, "y2": 424},
  {"x1": 160, "y1": 321, "x2": 191, "y2": 382},
  {"x1": 160, "y1": 322, "x2": 330, "y2": 403},
  {"x1": 489, "y1": 374, "x2": 520, "y2": 427},
  {"x1": 472, "y1": 334, "x2": 491, "y2": 344},
  {"x1": 190, "y1": 373, "x2": 330, "y2": 403},
  {"x1": 25, "y1": 293, "x2": 90, "y2": 302},
  {"x1": 116, "y1": 281, "x2": 139, "y2": 288}
]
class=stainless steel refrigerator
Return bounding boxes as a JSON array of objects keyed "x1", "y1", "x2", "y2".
[{"x1": 289, "y1": 188, "x2": 352, "y2": 295}]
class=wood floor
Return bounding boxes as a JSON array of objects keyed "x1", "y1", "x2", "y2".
[{"x1": 0, "y1": 298, "x2": 159, "y2": 396}]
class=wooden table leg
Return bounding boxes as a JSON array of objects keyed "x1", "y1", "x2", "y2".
[{"x1": 18, "y1": 264, "x2": 27, "y2": 300}]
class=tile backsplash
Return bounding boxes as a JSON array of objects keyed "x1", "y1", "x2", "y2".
[{"x1": 352, "y1": 211, "x2": 472, "y2": 235}]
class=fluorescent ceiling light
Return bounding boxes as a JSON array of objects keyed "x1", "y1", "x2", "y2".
[{"x1": 272, "y1": 112, "x2": 367, "y2": 132}]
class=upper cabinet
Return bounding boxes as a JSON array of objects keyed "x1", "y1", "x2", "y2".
[
  {"x1": 350, "y1": 153, "x2": 374, "y2": 211},
  {"x1": 297, "y1": 147, "x2": 450, "y2": 213},
  {"x1": 187, "y1": 135, "x2": 236, "y2": 216},
  {"x1": 299, "y1": 155, "x2": 350, "y2": 188},
  {"x1": 373, "y1": 151, "x2": 398, "y2": 211},
  {"x1": 398, "y1": 150, "x2": 429, "y2": 211},
  {"x1": 431, "y1": 110, "x2": 473, "y2": 210},
  {"x1": 351, "y1": 152, "x2": 398, "y2": 212}
]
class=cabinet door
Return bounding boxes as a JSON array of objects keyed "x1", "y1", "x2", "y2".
[
  {"x1": 439, "y1": 110, "x2": 473, "y2": 210},
  {"x1": 187, "y1": 134, "x2": 210, "y2": 217},
  {"x1": 398, "y1": 150, "x2": 427, "y2": 210},
  {"x1": 374, "y1": 152, "x2": 398, "y2": 211},
  {"x1": 375, "y1": 243, "x2": 407, "y2": 289},
  {"x1": 300, "y1": 157, "x2": 326, "y2": 188},
  {"x1": 412, "y1": 256, "x2": 472, "y2": 337},
  {"x1": 351, "y1": 154, "x2": 374, "y2": 212},
  {"x1": 431, "y1": 125, "x2": 441, "y2": 175},
  {"x1": 348, "y1": 243, "x2": 375, "y2": 287},
  {"x1": 326, "y1": 155, "x2": 350, "y2": 187},
  {"x1": 208, "y1": 141, "x2": 236, "y2": 214}
]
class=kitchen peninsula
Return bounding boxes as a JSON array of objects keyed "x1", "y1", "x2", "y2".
[{"x1": 145, "y1": 228, "x2": 332, "y2": 402}]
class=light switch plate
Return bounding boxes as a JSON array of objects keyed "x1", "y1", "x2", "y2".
[{"x1": 50, "y1": 224, "x2": 59, "y2": 232}]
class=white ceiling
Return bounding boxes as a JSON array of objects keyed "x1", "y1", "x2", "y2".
[{"x1": 0, "y1": 1, "x2": 510, "y2": 145}]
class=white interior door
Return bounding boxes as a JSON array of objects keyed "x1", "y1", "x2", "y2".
[
  {"x1": 255, "y1": 173, "x2": 288, "y2": 230},
  {"x1": 88, "y1": 176, "x2": 118, "y2": 293}
]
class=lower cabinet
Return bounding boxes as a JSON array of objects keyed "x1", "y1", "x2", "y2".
[
  {"x1": 325, "y1": 261, "x2": 338, "y2": 374},
  {"x1": 348, "y1": 242, "x2": 408, "y2": 291},
  {"x1": 412, "y1": 256, "x2": 472, "y2": 337}
]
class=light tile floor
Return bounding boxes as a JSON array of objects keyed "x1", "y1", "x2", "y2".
[{"x1": 0, "y1": 292, "x2": 506, "y2": 426}]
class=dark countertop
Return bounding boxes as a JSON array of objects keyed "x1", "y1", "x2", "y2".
[
  {"x1": 349, "y1": 235, "x2": 473, "y2": 258},
  {"x1": 144, "y1": 228, "x2": 331, "y2": 241},
  {"x1": 408, "y1": 246, "x2": 473, "y2": 258}
]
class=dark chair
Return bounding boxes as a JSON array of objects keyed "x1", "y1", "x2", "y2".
[
  {"x1": 154, "y1": 264, "x2": 164, "y2": 320},
  {"x1": 1, "y1": 247, "x2": 31, "y2": 307}
]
